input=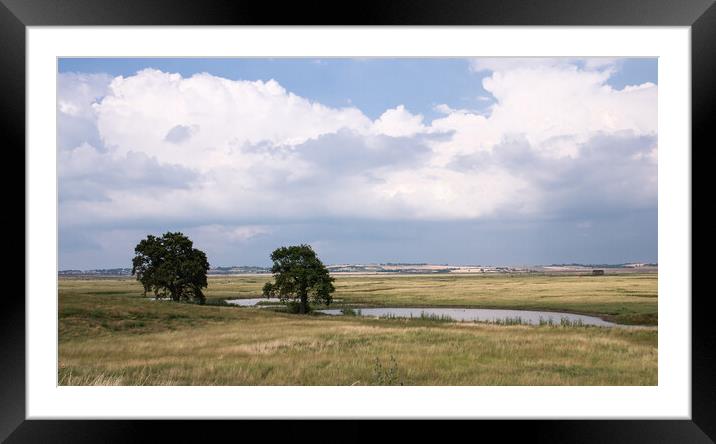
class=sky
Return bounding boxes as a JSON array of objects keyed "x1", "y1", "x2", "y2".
[{"x1": 57, "y1": 57, "x2": 658, "y2": 269}]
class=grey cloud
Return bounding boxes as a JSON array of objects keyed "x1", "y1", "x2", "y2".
[
  {"x1": 58, "y1": 112, "x2": 106, "y2": 152},
  {"x1": 57, "y1": 72, "x2": 112, "y2": 151},
  {"x1": 59, "y1": 147, "x2": 198, "y2": 203},
  {"x1": 293, "y1": 129, "x2": 433, "y2": 175},
  {"x1": 448, "y1": 131, "x2": 656, "y2": 220},
  {"x1": 233, "y1": 129, "x2": 437, "y2": 193},
  {"x1": 531, "y1": 132, "x2": 657, "y2": 213},
  {"x1": 164, "y1": 124, "x2": 198, "y2": 144},
  {"x1": 59, "y1": 211, "x2": 657, "y2": 270}
]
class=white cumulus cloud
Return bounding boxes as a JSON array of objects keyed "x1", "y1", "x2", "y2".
[
  {"x1": 58, "y1": 61, "x2": 657, "y2": 235},
  {"x1": 371, "y1": 105, "x2": 427, "y2": 137}
]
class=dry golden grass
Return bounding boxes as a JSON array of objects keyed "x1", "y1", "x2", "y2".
[{"x1": 59, "y1": 275, "x2": 658, "y2": 386}]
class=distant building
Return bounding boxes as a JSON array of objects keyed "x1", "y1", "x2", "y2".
[{"x1": 592, "y1": 269, "x2": 605, "y2": 276}]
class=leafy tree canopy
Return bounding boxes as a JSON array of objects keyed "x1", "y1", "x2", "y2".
[
  {"x1": 131, "y1": 232, "x2": 209, "y2": 304},
  {"x1": 262, "y1": 244, "x2": 335, "y2": 314}
]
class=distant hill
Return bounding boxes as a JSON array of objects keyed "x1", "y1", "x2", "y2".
[
  {"x1": 58, "y1": 266, "x2": 271, "y2": 277},
  {"x1": 59, "y1": 262, "x2": 656, "y2": 277},
  {"x1": 209, "y1": 266, "x2": 271, "y2": 274},
  {"x1": 547, "y1": 263, "x2": 658, "y2": 268},
  {"x1": 59, "y1": 268, "x2": 133, "y2": 276}
]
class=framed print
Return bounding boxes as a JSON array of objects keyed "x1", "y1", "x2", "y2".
[{"x1": 4, "y1": 0, "x2": 713, "y2": 441}]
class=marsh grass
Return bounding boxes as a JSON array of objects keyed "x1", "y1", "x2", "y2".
[
  {"x1": 418, "y1": 312, "x2": 454, "y2": 322},
  {"x1": 341, "y1": 308, "x2": 362, "y2": 316},
  {"x1": 531, "y1": 317, "x2": 587, "y2": 327},
  {"x1": 375, "y1": 312, "x2": 454, "y2": 323},
  {"x1": 560, "y1": 317, "x2": 586, "y2": 327},
  {"x1": 204, "y1": 298, "x2": 230, "y2": 307},
  {"x1": 489, "y1": 316, "x2": 527, "y2": 326},
  {"x1": 372, "y1": 355, "x2": 404, "y2": 385}
]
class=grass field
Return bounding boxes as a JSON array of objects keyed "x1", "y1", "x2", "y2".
[{"x1": 58, "y1": 273, "x2": 657, "y2": 385}]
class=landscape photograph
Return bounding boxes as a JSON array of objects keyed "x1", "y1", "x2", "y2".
[{"x1": 58, "y1": 57, "x2": 658, "y2": 386}]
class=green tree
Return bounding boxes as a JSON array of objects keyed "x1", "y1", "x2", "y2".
[
  {"x1": 262, "y1": 244, "x2": 335, "y2": 314},
  {"x1": 131, "y1": 232, "x2": 210, "y2": 304}
]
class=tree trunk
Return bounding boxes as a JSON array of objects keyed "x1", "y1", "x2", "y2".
[
  {"x1": 300, "y1": 295, "x2": 307, "y2": 314},
  {"x1": 170, "y1": 285, "x2": 179, "y2": 301}
]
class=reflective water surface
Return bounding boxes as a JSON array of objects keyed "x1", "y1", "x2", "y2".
[
  {"x1": 225, "y1": 298, "x2": 273, "y2": 306},
  {"x1": 317, "y1": 307, "x2": 617, "y2": 327}
]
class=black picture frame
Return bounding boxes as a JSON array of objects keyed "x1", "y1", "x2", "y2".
[{"x1": 3, "y1": 0, "x2": 711, "y2": 441}]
